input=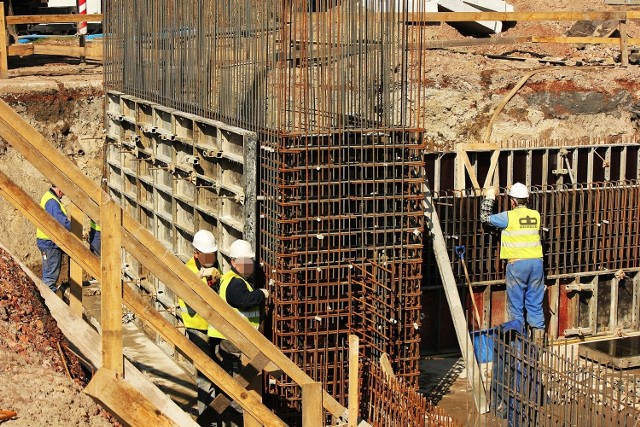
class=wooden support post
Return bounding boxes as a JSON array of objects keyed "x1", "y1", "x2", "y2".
[
  {"x1": 619, "y1": 18, "x2": 629, "y2": 67},
  {"x1": 302, "y1": 381, "x2": 323, "y2": 427},
  {"x1": 68, "y1": 204, "x2": 84, "y2": 316},
  {"x1": 423, "y1": 185, "x2": 488, "y2": 413},
  {"x1": 348, "y1": 335, "x2": 359, "y2": 427},
  {"x1": 242, "y1": 353, "x2": 263, "y2": 427},
  {"x1": 0, "y1": 2, "x2": 8, "y2": 79},
  {"x1": 101, "y1": 192, "x2": 123, "y2": 376}
]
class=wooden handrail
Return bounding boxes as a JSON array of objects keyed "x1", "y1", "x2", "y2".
[
  {"x1": 0, "y1": 97, "x2": 349, "y2": 422},
  {"x1": 5, "y1": 13, "x2": 102, "y2": 25}
]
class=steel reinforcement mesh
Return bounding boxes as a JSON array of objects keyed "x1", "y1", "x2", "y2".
[
  {"x1": 104, "y1": 0, "x2": 428, "y2": 137},
  {"x1": 424, "y1": 181, "x2": 640, "y2": 286},
  {"x1": 260, "y1": 131, "x2": 424, "y2": 419}
]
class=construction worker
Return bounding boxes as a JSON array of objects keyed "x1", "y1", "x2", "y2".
[
  {"x1": 179, "y1": 230, "x2": 221, "y2": 424},
  {"x1": 481, "y1": 183, "x2": 545, "y2": 344},
  {"x1": 36, "y1": 185, "x2": 70, "y2": 293},
  {"x1": 207, "y1": 239, "x2": 268, "y2": 415},
  {"x1": 88, "y1": 219, "x2": 101, "y2": 256}
]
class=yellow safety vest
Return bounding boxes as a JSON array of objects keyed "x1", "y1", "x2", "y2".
[
  {"x1": 500, "y1": 206, "x2": 543, "y2": 260},
  {"x1": 178, "y1": 257, "x2": 210, "y2": 331},
  {"x1": 36, "y1": 190, "x2": 67, "y2": 241},
  {"x1": 208, "y1": 270, "x2": 261, "y2": 339},
  {"x1": 90, "y1": 220, "x2": 101, "y2": 232}
]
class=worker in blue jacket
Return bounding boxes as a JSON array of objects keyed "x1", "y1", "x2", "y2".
[{"x1": 36, "y1": 185, "x2": 71, "y2": 292}]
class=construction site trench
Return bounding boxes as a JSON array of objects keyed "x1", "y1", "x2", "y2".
[{"x1": 1, "y1": 4, "x2": 640, "y2": 423}]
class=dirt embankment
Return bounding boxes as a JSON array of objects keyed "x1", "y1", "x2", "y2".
[
  {"x1": 0, "y1": 82, "x2": 104, "y2": 274},
  {"x1": 0, "y1": 247, "x2": 117, "y2": 426}
]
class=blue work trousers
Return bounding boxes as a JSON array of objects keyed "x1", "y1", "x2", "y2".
[
  {"x1": 89, "y1": 229, "x2": 101, "y2": 257},
  {"x1": 40, "y1": 246, "x2": 63, "y2": 292},
  {"x1": 505, "y1": 259, "x2": 545, "y2": 329}
]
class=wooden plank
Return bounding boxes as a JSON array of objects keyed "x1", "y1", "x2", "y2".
[
  {"x1": 530, "y1": 36, "x2": 620, "y2": 44},
  {"x1": 0, "y1": 3, "x2": 8, "y2": 79},
  {"x1": 302, "y1": 382, "x2": 323, "y2": 427},
  {"x1": 423, "y1": 185, "x2": 488, "y2": 413},
  {"x1": 68, "y1": 204, "x2": 84, "y2": 317},
  {"x1": 483, "y1": 151, "x2": 500, "y2": 189},
  {"x1": 620, "y1": 19, "x2": 629, "y2": 66},
  {"x1": 210, "y1": 352, "x2": 270, "y2": 413},
  {"x1": 348, "y1": 335, "x2": 359, "y2": 427},
  {"x1": 86, "y1": 368, "x2": 179, "y2": 427},
  {"x1": 7, "y1": 43, "x2": 34, "y2": 57},
  {"x1": 101, "y1": 193, "x2": 123, "y2": 376},
  {"x1": 122, "y1": 286, "x2": 286, "y2": 427},
  {"x1": 421, "y1": 36, "x2": 531, "y2": 49},
  {"x1": 405, "y1": 11, "x2": 628, "y2": 23},
  {"x1": 458, "y1": 149, "x2": 481, "y2": 191},
  {"x1": 379, "y1": 353, "x2": 395, "y2": 378},
  {"x1": 6, "y1": 14, "x2": 102, "y2": 25},
  {"x1": 0, "y1": 242, "x2": 198, "y2": 427},
  {"x1": 0, "y1": 98, "x2": 351, "y2": 423},
  {"x1": 33, "y1": 43, "x2": 102, "y2": 61}
]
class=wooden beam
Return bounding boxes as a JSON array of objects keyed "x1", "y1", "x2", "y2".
[
  {"x1": 0, "y1": 242, "x2": 198, "y2": 427},
  {"x1": 0, "y1": 98, "x2": 350, "y2": 423},
  {"x1": 421, "y1": 36, "x2": 531, "y2": 49},
  {"x1": 405, "y1": 11, "x2": 628, "y2": 23},
  {"x1": 379, "y1": 353, "x2": 395, "y2": 379},
  {"x1": 423, "y1": 186, "x2": 488, "y2": 413},
  {"x1": 33, "y1": 43, "x2": 102, "y2": 61},
  {"x1": 530, "y1": 36, "x2": 619, "y2": 44},
  {"x1": 620, "y1": 19, "x2": 629, "y2": 66},
  {"x1": 122, "y1": 286, "x2": 286, "y2": 427},
  {"x1": 482, "y1": 151, "x2": 500, "y2": 189},
  {"x1": 0, "y1": 3, "x2": 8, "y2": 79},
  {"x1": 348, "y1": 335, "x2": 359, "y2": 427},
  {"x1": 68, "y1": 204, "x2": 84, "y2": 317},
  {"x1": 6, "y1": 14, "x2": 102, "y2": 25},
  {"x1": 7, "y1": 43, "x2": 34, "y2": 57},
  {"x1": 302, "y1": 382, "x2": 323, "y2": 427},
  {"x1": 210, "y1": 352, "x2": 270, "y2": 414},
  {"x1": 101, "y1": 193, "x2": 123, "y2": 376},
  {"x1": 458, "y1": 149, "x2": 481, "y2": 191},
  {"x1": 86, "y1": 368, "x2": 180, "y2": 427}
]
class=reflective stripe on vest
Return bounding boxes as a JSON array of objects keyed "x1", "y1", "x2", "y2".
[
  {"x1": 178, "y1": 257, "x2": 209, "y2": 331},
  {"x1": 90, "y1": 220, "x2": 101, "y2": 232},
  {"x1": 500, "y1": 207, "x2": 543, "y2": 259},
  {"x1": 36, "y1": 190, "x2": 67, "y2": 241},
  {"x1": 208, "y1": 270, "x2": 260, "y2": 339}
]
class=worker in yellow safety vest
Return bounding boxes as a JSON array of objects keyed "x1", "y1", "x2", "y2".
[
  {"x1": 481, "y1": 182, "x2": 545, "y2": 344},
  {"x1": 207, "y1": 239, "x2": 268, "y2": 415},
  {"x1": 36, "y1": 185, "x2": 70, "y2": 293},
  {"x1": 179, "y1": 229, "x2": 221, "y2": 425},
  {"x1": 88, "y1": 219, "x2": 101, "y2": 256}
]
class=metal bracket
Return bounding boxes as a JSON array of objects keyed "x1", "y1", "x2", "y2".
[
  {"x1": 566, "y1": 283, "x2": 595, "y2": 292},
  {"x1": 564, "y1": 327, "x2": 593, "y2": 337}
]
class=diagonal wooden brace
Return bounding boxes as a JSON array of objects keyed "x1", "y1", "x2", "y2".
[{"x1": 210, "y1": 351, "x2": 271, "y2": 414}]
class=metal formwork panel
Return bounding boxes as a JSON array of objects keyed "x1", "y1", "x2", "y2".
[
  {"x1": 422, "y1": 140, "x2": 640, "y2": 353},
  {"x1": 104, "y1": 91, "x2": 257, "y2": 344}
]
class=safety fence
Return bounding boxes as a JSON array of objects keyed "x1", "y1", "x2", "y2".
[{"x1": 466, "y1": 325, "x2": 640, "y2": 426}]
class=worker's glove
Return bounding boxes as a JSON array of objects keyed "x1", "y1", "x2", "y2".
[
  {"x1": 483, "y1": 187, "x2": 496, "y2": 200},
  {"x1": 260, "y1": 288, "x2": 269, "y2": 299},
  {"x1": 199, "y1": 267, "x2": 220, "y2": 282}
]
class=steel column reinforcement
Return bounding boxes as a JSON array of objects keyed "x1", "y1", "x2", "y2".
[{"x1": 260, "y1": 131, "x2": 424, "y2": 419}]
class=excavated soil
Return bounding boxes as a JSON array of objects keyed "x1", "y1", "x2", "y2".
[{"x1": 0, "y1": 247, "x2": 117, "y2": 426}]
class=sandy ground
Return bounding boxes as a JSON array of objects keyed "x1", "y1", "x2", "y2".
[{"x1": 0, "y1": 247, "x2": 118, "y2": 426}]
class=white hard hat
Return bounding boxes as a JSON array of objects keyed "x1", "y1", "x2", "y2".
[
  {"x1": 509, "y1": 182, "x2": 529, "y2": 199},
  {"x1": 192, "y1": 230, "x2": 218, "y2": 253},
  {"x1": 228, "y1": 239, "x2": 255, "y2": 259}
]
